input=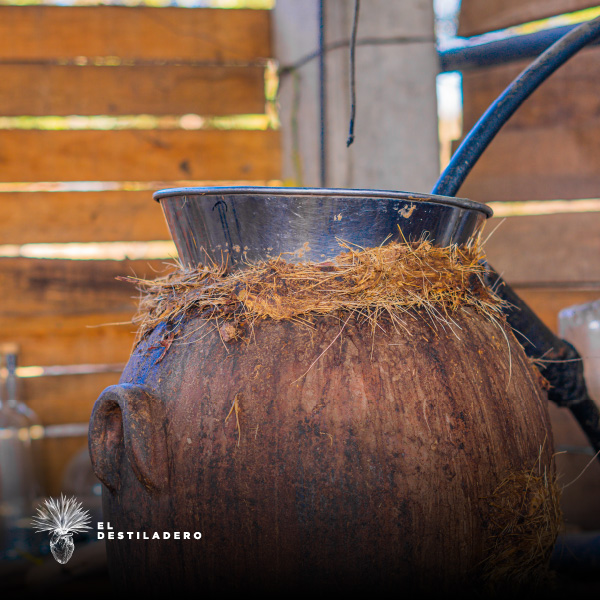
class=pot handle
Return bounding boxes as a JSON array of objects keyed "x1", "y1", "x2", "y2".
[{"x1": 88, "y1": 384, "x2": 169, "y2": 494}]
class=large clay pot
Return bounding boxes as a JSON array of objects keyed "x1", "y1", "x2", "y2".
[{"x1": 89, "y1": 308, "x2": 553, "y2": 593}]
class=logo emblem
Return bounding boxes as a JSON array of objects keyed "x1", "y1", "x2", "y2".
[{"x1": 32, "y1": 494, "x2": 92, "y2": 564}]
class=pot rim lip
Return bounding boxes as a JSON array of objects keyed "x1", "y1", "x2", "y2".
[{"x1": 153, "y1": 186, "x2": 493, "y2": 218}]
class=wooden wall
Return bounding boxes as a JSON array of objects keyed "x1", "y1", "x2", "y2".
[
  {"x1": 0, "y1": 5, "x2": 279, "y2": 495},
  {"x1": 458, "y1": 1, "x2": 600, "y2": 529},
  {"x1": 458, "y1": 0, "x2": 598, "y2": 36}
]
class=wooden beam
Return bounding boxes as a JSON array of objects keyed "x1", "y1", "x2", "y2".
[
  {"x1": 461, "y1": 49, "x2": 600, "y2": 134},
  {"x1": 458, "y1": 0, "x2": 598, "y2": 37},
  {"x1": 483, "y1": 213, "x2": 600, "y2": 285},
  {"x1": 513, "y1": 287, "x2": 600, "y2": 333},
  {"x1": 0, "y1": 129, "x2": 281, "y2": 182},
  {"x1": 0, "y1": 6, "x2": 272, "y2": 62},
  {"x1": 456, "y1": 126, "x2": 600, "y2": 202},
  {"x1": 2, "y1": 282, "x2": 596, "y2": 368},
  {"x1": 0, "y1": 313, "x2": 139, "y2": 367},
  {"x1": 0, "y1": 191, "x2": 170, "y2": 244},
  {"x1": 0, "y1": 258, "x2": 172, "y2": 365},
  {"x1": 548, "y1": 403, "x2": 600, "y2": 530},
  {"x1": 0, "y1": 65, "x2": 266, "y2": 116},
  {"x1": 0, "y1": 258, "x2": 168, "y2": 318},
  {"x1": 22, "y1": 372, "x2": 119, "y2": 426},
  {"x1": 42, "y1": 437, "x2": 90, "y2": 496},
  {"x1": 458, "y1": 48, "x2": 600, "y2": 202}
]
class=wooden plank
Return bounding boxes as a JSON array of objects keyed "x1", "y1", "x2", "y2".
[
  {"x1": 0, "y1": 65, "x2": 266, "y2": 116},
  {"x1": 458, "y1": 0, "x2": 598, "y2": 37},
  {"x1": 0, "y1": 258, "x2": 169, "y2": 318},
  {"x1": 459, "y1": 168, "x2": 600, "y2": 203},
  {"x1": 0, "y1": 191, "x2": 170, "y2": 243},
  {"x1": 482, "y1": 213, "x2": 600, "y2": 285},
  {"x1": 0, "y1": 313, "x2": 139, "y2": 367},
  {"x1": 2, "y1": 287, "x2": 595, "y2": 367},
  {"x1": 548, "y1": 402, "x2": 600, "y2": 530},
  {"x1": 0, "y1": 129, "x2": 281, "y2": 182},
  {"x1": 22, "y1": 372, "x2": 119, "y2": 426},
  {"x1": 555, "y1": 450, "x2": 600, "y2": 529},
  {"x1": 0, "y1": 7, "x2": 272, "y2": 62},
  {"x1": 513, "y1": 287, "x2": 600, "y2": 334},
  {"x1": 457, "y1": 126, "x2": 600, "y2": 202},
  {"x1": 461, "y1": 50, "x2": 600, "y2": 133},
  {"x1": 549, "y1": 402, "x2": 591, "y2": 451},
  {"x1": 42, "y1": 437, "x2": 90, "y2": 497},
  {"x1": 459, "y1": 49, "x2": 600, "y2": 202}
]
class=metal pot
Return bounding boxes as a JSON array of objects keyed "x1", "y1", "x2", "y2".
[
  {"x1": 154, "y1": 187, "x2": 492, "y2": 269},
  {"x1": 88, "y1": 188, "x2": 554, "y2": 593}
]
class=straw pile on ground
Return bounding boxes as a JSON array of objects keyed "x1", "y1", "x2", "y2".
[{"x1": 125, "y1": 238, "x2": 504, "y2": 344}]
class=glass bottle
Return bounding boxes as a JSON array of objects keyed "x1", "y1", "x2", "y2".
[
  {"x1": 0, "y1": 349, "x2": 44, "y2": 560},
  {"x1": 559, "y1": 298, "x2": 600, "y2": 403}
]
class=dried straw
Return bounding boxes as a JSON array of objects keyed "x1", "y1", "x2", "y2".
[
  {"x1": 123, "y1": 238, "x2": 504, "y2": 344},
  {"x1": 479, "y1": 458, "x2": 562, "y2": 591}
]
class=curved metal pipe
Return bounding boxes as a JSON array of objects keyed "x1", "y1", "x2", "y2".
[
  {"x1": 433, "y1": 15, "x2": 600, "y2": 198},
  {"x1": 439, "y1": 23, "x2": 600, "y2": 73}
]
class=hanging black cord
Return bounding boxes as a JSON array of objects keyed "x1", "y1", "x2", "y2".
[
  {"x1": 346, "y1": 0, "x2": 360, "y2": 147},
  {"x1": 318, "y1": 0, "x2": 327, "y2": 187}
]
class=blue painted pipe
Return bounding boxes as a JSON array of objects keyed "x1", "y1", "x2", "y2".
[
  {"x1": 433, "y1": 15, "x2": 600, "y2": 198},
  {"x1": 439, "y1": 23, "x2": 600, "y2": 73}
]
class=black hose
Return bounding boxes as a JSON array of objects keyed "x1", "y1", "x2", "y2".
[
  {"x1": 432, "y1": 17, "x2": 600, "y2": 458},
  {"x1": 484, "y1": 268, "x2": 600, "y2": 458}
]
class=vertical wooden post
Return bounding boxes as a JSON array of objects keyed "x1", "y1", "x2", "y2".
[{"x1": 273, "y1": 0, "x2": 440, "y2": 192}]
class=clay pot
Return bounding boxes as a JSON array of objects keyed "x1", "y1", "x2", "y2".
[{"x1": 89, "y1": 309, "x2": 552, "y2": 593}]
